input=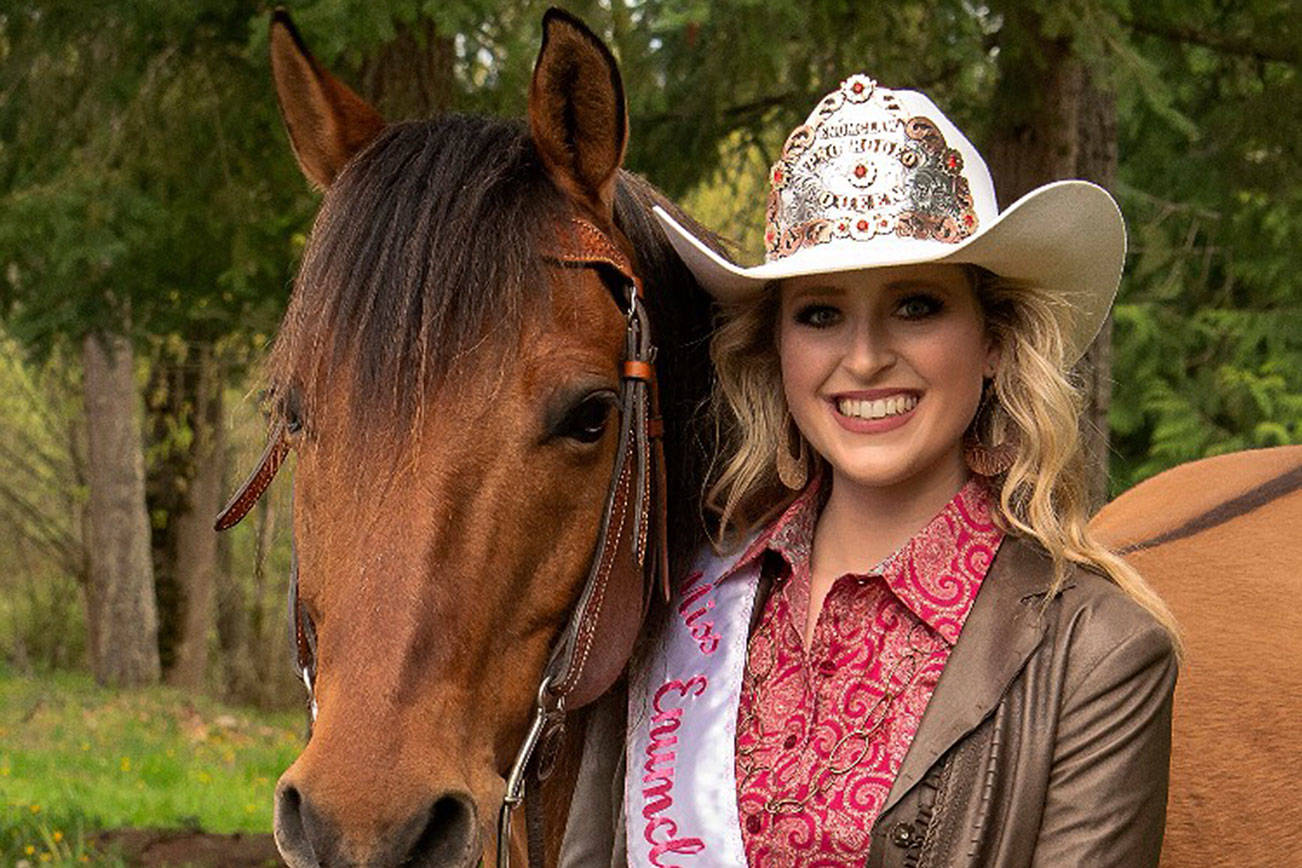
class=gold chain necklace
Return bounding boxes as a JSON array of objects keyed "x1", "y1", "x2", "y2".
[{"x1": 736, "y1": 584, "x2": 937, "y2": 816}]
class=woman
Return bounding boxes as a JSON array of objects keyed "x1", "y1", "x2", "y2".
[{"x1": 561, "y1": 74, "x2": 1179, "y2": 868}]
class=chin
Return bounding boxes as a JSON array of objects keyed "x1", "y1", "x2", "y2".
[
  {"x1": 837, "y1": 464, "x2": 929, "y2": 492},
  {"x1": 820, "y1": 437, "x2": 966, "y2": 495}
]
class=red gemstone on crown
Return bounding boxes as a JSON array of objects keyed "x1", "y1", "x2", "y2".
[
  {"x1": 856, "y1": 219, "x2": 870, "y2": 231},
  {"x1": 852, "y1": 82, "x2": 865, "y2": 94},
  {"x1": 854, "y1": 165, "x2": 867, "y2": 178}
]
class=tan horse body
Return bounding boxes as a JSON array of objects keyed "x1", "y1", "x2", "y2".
[{"x1": 1091, "y1": 445, "x2": 1302, "y2": 866}]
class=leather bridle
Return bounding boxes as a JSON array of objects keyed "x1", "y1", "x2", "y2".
[{"x1": 214, "y1": 216, "x2": 669, "y2": 868}]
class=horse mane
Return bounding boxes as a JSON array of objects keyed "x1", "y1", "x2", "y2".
[{"x1": 267, "y1": 112, "x2": 721, "y2": 574}]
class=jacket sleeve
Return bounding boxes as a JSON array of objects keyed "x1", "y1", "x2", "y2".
[
  {"x1": 1032, "y1": 621, "x2": 1178, "y2": 867},
  {"x1": 559, "y1": 686, "x2": 628, "y2": 868}
]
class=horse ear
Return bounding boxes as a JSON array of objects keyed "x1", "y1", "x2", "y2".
[
  {"x1": 269, "y1": 10, "x2": 386, "y2": 189},
  {"x1": 528, "y1": 8, "x2": 628, "y2": 227}
]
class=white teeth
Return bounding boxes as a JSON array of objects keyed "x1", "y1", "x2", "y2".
[{"x1": 837, "y1": 394, "x2": 918, "y2": 420}]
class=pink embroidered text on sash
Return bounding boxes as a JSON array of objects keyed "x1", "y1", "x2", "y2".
[
  {"x1": 676, "y1": 570, "x2": 720, "y2": 655},
  {"x1": 626, "y1": 543, "x2": 761, "y2": 868},
  {"x1": 642, "y1": 677, "x2": 709, "y2": 866}
]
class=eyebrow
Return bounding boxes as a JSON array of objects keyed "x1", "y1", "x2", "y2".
[{"x1": 786, "y1": 278, "x2": 951, "y2": 303}]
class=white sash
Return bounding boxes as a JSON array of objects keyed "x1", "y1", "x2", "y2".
[{"x1": 625, "y1": 543, "x2": 761, "y2": 868}]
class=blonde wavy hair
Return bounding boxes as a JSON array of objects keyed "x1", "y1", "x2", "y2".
[{"x1": 706, "y1": 267, "x2": 1181, "y2": 648}]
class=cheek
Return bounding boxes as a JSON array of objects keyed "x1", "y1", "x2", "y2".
[
  {"x1": 778, "y1": 332, "x2": 828, "y2": 410},
  {"x1": 912, "y1": 322, "x2": 988, "y2": 405}
]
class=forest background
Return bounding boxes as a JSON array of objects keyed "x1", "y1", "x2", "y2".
[{"x1": 0, "y1": 0, "x2": 1296, "y2": 720}]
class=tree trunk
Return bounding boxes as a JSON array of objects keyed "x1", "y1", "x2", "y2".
[
  {"x1": 358, "y1": 18, "x2": 456, "y2": 119},
  {"x1": 82, "y1": 331, "x2": 159, "y2": 687},
  {"x1": 166, "y1": 346, "x2": 226, "y2": 690},
  {"x1": 985, "y1": 10, "x2": 1117, "y2": 507}
]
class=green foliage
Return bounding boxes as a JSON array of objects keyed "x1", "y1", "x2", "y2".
[
  {"x1": 0, "y1": 667, "x2": 303, "y2": 841},
  {"x1": 1, "y1": 800, "x2": 121, "y2": 866},
  {"x1": 0, "y1": 2, "x2": 311, "y2": 353},
  {"x1": 1109, "y1": 1, "x2": 1301, "y2": 490},
  {"x1": 629, "y1": 0, "x2": 998, "y2": 196}
]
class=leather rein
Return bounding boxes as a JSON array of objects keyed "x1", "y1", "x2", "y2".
[{"x1": 214, "y1": 217, "x2": 669, "y2": 868}]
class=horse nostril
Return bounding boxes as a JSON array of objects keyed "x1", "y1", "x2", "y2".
[
  {"x1": 274, "y1": 784, "x2": 307, "y2": 858},
  {"x1": 275, "y1": 782, "x2": 337, "y2": 865},
  {"x1": 406, "y1": 792, "x2": 480, "y2": 866}
]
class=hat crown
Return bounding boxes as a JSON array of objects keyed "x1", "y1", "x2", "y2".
[{"x1": 765, "y1": 75, "x2": 998, "y2": 262}]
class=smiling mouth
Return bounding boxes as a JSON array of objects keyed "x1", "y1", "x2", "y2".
[{"x1": 835, "y1": 393, "x2": 919, "y2": 421}]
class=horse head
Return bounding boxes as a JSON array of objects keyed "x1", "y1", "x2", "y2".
[{"x1": 225, "y1": 9, "x2": 714, "y2": 866}]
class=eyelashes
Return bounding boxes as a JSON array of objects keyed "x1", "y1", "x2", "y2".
[
  {"x1": 790, "y1": 293, "x2": 945, "y2": 328},
  {"x1": 793, "y1": 303, "x2": 841, "y2": 328},
  {"x1": 896, "y1": 293, "x2": 944, "y2": 319}
]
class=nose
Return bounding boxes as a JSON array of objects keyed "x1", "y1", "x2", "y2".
[
  {"x1": 275, "y1": 782, "x2": 480, "y2": 867},
  {"x1": 843, "y1": 317, "x2": 896, "y2": 378}
]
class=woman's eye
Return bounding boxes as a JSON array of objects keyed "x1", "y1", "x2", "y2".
[
  {"x1": 557, "y1": 393, "x2": 615, "y2": 444},
  {"x1": 794, "y1": 304, "x2": 842, "y2": 328},
  {"x1": 897, "y1": 294, "x2": 943, "y2": 320}
]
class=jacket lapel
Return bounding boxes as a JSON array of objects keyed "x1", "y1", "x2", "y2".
[{"x1": 880, "y1": 537, "x2": 1056, "y2": 815}]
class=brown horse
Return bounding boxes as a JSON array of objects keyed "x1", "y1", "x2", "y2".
[
  {"x1": 239, "y1": 10, "x2": 715, "y2": 867},
  {"x1": 1090, "y1": 445, "x2": 1302, "y2": 867}
]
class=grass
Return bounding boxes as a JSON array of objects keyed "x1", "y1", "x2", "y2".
[{"x1": 0, "y1": 666, "x2": 303, "y2": 864}]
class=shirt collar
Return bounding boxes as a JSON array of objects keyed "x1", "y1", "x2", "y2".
[
  {"x1": 718, "y1": 473, "x2": 825, "y2": 583},
  {"x1": 719, "y1": 476, "x2": 1004, "y2": 645}
]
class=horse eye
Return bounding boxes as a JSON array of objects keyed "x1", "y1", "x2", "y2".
[
  {"x1": 557, "y1": 393, "x2": 616, "y2": 444},
  {"x1": 282, "y1": 388, "x2": 304, "y2": 434}
]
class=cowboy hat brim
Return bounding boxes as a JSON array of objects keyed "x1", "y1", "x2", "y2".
[{"x1": 653, "y1": 179, "x2": 1125, "y2": 362}]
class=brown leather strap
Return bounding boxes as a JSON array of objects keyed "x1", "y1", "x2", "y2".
[
  {"x1": 623, "y1": 360, "x2": 654, "y2": 381},
  {"x1": 540, "y1": 285, "x2": 664, "y2": 710},
  {"x1": 214, "y1": 420, "x2": 290, "y2": 531},
  {"x1": 525, "y1": 789, "x2": 546, "y2": 868},
  {"x1": 544, "y1": 217, "x2": 641, "y2": 295}
]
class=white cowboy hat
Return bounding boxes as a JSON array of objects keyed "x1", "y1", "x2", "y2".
[{"x1": 653, "y1": 74, "x2": 1125, "y2": 362}]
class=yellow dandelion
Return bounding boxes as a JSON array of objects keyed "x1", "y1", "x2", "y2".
[
  {"x1": 120, "y1": 756, "x2": 131, "y2": 772},
  {"x1": 25, "y1": 844, "x2": 36, "y2": 854},
  {"x1": 52, "y1": 831, "x2": 63, "y2": 842},
  {"x1": 29, "y1": 803, "x2": 40, "y2": 813}
]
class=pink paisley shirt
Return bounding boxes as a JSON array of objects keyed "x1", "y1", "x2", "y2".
[{"x1": 729, "y1": 477, "x2": 1003, "y2": 866}]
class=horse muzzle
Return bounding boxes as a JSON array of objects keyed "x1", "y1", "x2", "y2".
[{"x1": 274, "y1": 779, "x2": 481, "y2": 868}]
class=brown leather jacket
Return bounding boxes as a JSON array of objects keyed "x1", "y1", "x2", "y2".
[{"x1": 559, "y1": 535, "x2": 1178, "y2": 867}]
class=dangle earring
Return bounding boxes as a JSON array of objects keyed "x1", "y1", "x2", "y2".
[
  {"x1": 963, "y1": 381, "x2": 1017, "y2": 477},
  {"x1": 776, "y1": 412, "x2": 809, "y2": 490}
]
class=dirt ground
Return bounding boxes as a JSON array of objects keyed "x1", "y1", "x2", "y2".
[{"x1": 90, "y1": 830, "x2": 280, "y2": 866}]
